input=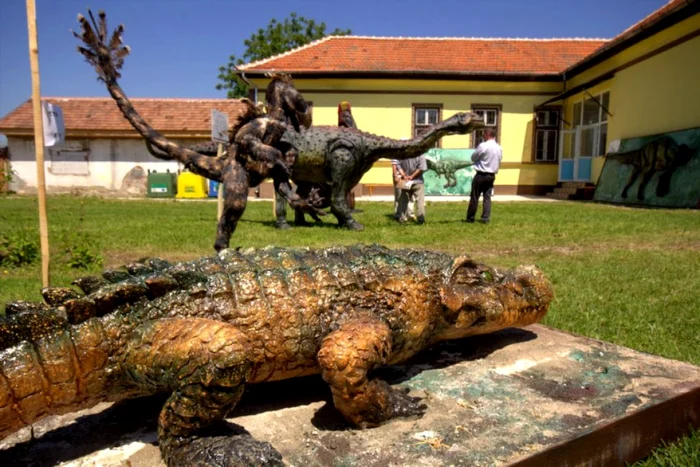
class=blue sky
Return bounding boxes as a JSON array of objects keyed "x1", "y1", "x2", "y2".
[{"x1": 0, "y1": 0, "x2": 669, "y2": 117}]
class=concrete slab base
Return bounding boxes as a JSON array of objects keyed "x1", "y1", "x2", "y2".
[{"x1": 2, "y1": 325, "x2": 699, "y2": 466}]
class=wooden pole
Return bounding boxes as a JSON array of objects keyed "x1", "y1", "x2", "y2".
[
  {"x1": 216, "y1": 143, "x2": 224, "y2": 220},
  {"x1": 26, "y1": 0, "x2": 50, "y2": 287}
]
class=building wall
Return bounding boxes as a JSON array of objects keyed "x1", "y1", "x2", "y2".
[
  {"x1": 7, "y1": 137, "x2": 197, "y2": 192},
  {"x1": 563, "y1": 14, "x2": 700, "y2": 182},
  {"x1": 253, "y1": 78, "x2": 563, "y2": 194}
]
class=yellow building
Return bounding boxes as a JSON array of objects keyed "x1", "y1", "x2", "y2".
[{"x1": 238, "y1": 0, "x2": 700, "y2": 197}]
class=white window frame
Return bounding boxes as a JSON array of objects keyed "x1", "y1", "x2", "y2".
[{"x1": 571, "y1": 91, "x2": 609, "y2": 156}]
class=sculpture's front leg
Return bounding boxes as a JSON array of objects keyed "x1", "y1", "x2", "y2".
[
  {"x1": 317, "y1": 316, "x2": 426, "y2": 427},
  {"x1": 123, "y1": 317, "x2": 283, "y2": 466},
  {"x1": 215, "y1": 160, "x2": 250, "y2": 252}
]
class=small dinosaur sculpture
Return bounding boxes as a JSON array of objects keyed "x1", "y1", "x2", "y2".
[
  {"x1": 0, "y1": 244, "x2": 552, "y2": 466},
  {"x1": 425, "y1": 155, "x2": 475, "y2": 188},
  {"x1": 607, "y1": 136, "x2": 694, "y2": 200},
  {"x1": 72, "y1": 11, "x2": 484, "y2": 250}
]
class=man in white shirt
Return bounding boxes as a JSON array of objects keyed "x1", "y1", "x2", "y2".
[{"x1": 466, "y1": 128, "x2": 502, "y2": 224}]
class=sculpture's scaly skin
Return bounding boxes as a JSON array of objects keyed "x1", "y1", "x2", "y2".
[
  {"x1": 0, "y1": 244, "x2": 552, "y2": 465},
  {"x1": 72, "y1": 11, "x2": 485, "y2": 250}
]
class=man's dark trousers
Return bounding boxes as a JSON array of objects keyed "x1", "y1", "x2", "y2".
[{"x1": 466, "y1": 172, "x2": 496, "y2": 222}]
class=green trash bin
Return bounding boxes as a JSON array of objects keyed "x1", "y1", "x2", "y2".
[{"x1": 147, "y1": 170, "x2": 177, "y2": 198}]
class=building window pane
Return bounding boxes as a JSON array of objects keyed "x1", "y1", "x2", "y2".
[
  {"x1": 413, "y1": 105, "x2": 442, "y2": 147},
  {"x1": 472, "y1": 105, "x2": 501, "y2": 148},
  {"x1": 601, "y1": 92, "x2": 610, "y2": 122},
  {"x1": 573, "y1": 102, "x2": 582, "y2": 127},
  {"x1": 598, "y1": 122, "x2": 608, "y2": 155},
  {"x1": 534, "y1": 107, "x2": 559, "y2": 162},
  {"x1": 583, "y1": 97, "x2": 600, "y2": 125}
]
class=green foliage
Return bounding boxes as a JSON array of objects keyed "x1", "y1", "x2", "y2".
[
  {"x1": 632, "y1": 427, "x2": 700, "y2": 466},
  {"x1": 0, "y1": 231, "x2": 39, "y2": 267},
  {"x1": 0, "y1": 163, "x2": 16, "y2": 194},
  {"x1": 65, "y1": 237, "x2": 103, "y2": 269},
  {"x1": 216, "y1": 13, "x2": 351, "y2": 98}
]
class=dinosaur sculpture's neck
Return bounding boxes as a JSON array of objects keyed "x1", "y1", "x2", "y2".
[{"x1": 367, "y1": 118, "x2": 470, "y2": 163}]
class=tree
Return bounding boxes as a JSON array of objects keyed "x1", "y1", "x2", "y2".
[{"x1": 216, "y1": 13, "x2": 351, "y2": 98}]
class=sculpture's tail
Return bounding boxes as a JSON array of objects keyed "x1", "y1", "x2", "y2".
[
  {"x1": 72, "y1": 10, "x2": 224, "y2": 181},
  {"x1": 0, "y1": 318, "x2": 114, "y2": 440}
]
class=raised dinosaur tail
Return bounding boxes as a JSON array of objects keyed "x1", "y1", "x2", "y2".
[{"x1": 72, "y1": 10, "x2": 223, "y2": 181}]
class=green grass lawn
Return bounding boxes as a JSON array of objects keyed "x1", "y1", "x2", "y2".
[{"x1": 1, "y1": 195, "x2": 699, "y2": 465}]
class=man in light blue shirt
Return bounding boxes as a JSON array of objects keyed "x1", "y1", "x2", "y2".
[{"x1": 466, "y1": 128, "x2": 503, "y2": 223}]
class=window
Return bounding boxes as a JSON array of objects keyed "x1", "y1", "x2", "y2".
[
  {"x1": 412, "y1": 104, "x2": 442, "y2": 147},
  {"x1": 471, "y1": 105, "x2": 501, "y2": 148},
  {"x1": 572, "y1": 91, "x2": 610, "y2": 156},
  {"x1": 534, "y1": 108, "x2": 560, "y2": 162}
]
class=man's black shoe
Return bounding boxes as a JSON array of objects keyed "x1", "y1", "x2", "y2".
[
  {"x1": 463, "y1": 219, "x2": 475, "y2": 223},
  {"x1": 479, "y1": 219, "x2": 490, "y2": 224}
]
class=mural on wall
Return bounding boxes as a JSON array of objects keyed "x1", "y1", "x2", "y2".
[
  {"x1": 594, "y1": 127, "x2": 700, "y2": 208},
  {"x1": 423, "y1": 148, "x2": 475, "y2": 195}
]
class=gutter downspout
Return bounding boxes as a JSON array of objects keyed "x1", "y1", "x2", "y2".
[{"x1": 236, "y1": 67, "x2": 258, "y2": 103}]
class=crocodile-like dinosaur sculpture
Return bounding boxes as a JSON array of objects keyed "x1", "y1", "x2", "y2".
[
  {"x1": 0, "y1": 244, "x2": 553, "y2": 466},
  {"x1": 72, "y1": 11, "x2": 484, "y2": 251},
  {"x1": 606, "y1": 136, "x2": 694, "y2": 200},
  {"x1": 425, "y1": 155, "x2": 475, "y2": 188}
]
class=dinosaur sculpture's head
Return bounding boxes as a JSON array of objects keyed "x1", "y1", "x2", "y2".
[
  {"x1": 265, "y1": 73, "x2": 312, "y2": 132},
  {"x1": 436, "y1": 257, "x2": 553, "y2": 341},
  {"x1": 445, "y1": 112, "x2": 485, "y2": 135}
]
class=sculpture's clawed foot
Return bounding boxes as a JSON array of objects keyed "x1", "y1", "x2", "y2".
[
  {"x1": 165, "y1": 433, "x2": 284, "y2": 467},
  {"x1": 275, "y1": 220, "x2": 292, "y2": 230},
  {"x1": 345, "y1": 219, "x2": 365, "y2": 231},
  {"x1": 382, "y1": 382, "x2": 427, "y2": 421},
  {"x1": 73, "y1": 10, "x2": 130, "y2": 81},
  {"x1": 354, "y1": 381, "x2": 427, "y2": 428}
]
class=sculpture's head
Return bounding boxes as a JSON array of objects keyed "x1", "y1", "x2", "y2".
[
  {"x1": 445, "y1": 112, "x2": 485, "y2": 135},
  {"x1": 265, "y1": 73, "x2": 312, "y2": 132},
  {"x1": 338, "y1": 101, "x2": 352, "y2": 113},
  {"x1": 436, "y1": 257, "x2": 553, "y2": 341}
]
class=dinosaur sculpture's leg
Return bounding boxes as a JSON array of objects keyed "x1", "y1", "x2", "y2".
[
  {"x1": 214, "y1": 160, "x2": 250, "y2": 252},
  {"x1": 327, "y1": 149, "x2": 363, "y2": 230},
  {"x1": 317, "y1": 316, "x2": 426, "y2": 427},
  {"x1": 123, "y1": 318, "x2": 283, "y2": 466}
]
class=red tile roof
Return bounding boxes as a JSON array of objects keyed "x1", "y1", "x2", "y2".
[
  {"x1": 0, "y1": 97, "x2": 246, "y2": 136},
  {"x1": 239, "y1": 37, "x2": 608, "y2": 76}
]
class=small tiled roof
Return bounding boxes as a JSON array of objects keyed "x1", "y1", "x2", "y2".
[
  {"x1": 0, "y1": 97, "x2": 246, "y2": 136},
  {"x1": 239, "y1": 37, "x2": 608, "y2": 76}
]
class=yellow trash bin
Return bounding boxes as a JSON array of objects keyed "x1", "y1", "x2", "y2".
[{"x1": 175, "y1": 171, "x2": 208, "y2": 199}]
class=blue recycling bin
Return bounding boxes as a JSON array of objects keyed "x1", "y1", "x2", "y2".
[{"x1": 208, "y1": 179, "x2": 220, "y2": 198}]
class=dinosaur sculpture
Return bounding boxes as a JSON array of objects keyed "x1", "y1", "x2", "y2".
[
  {"x1": 0, "y1": 244, "x2": 553, "y2": 465},
  {"x1": 607, "y1": 136, "x2": 694, "y2": 200},
  {"x1": 425, "y1": 155, "x2": 475, "y2": 188},
  {"x1": 73, "y1": 11, "x2": 484, "y2": 250}
]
